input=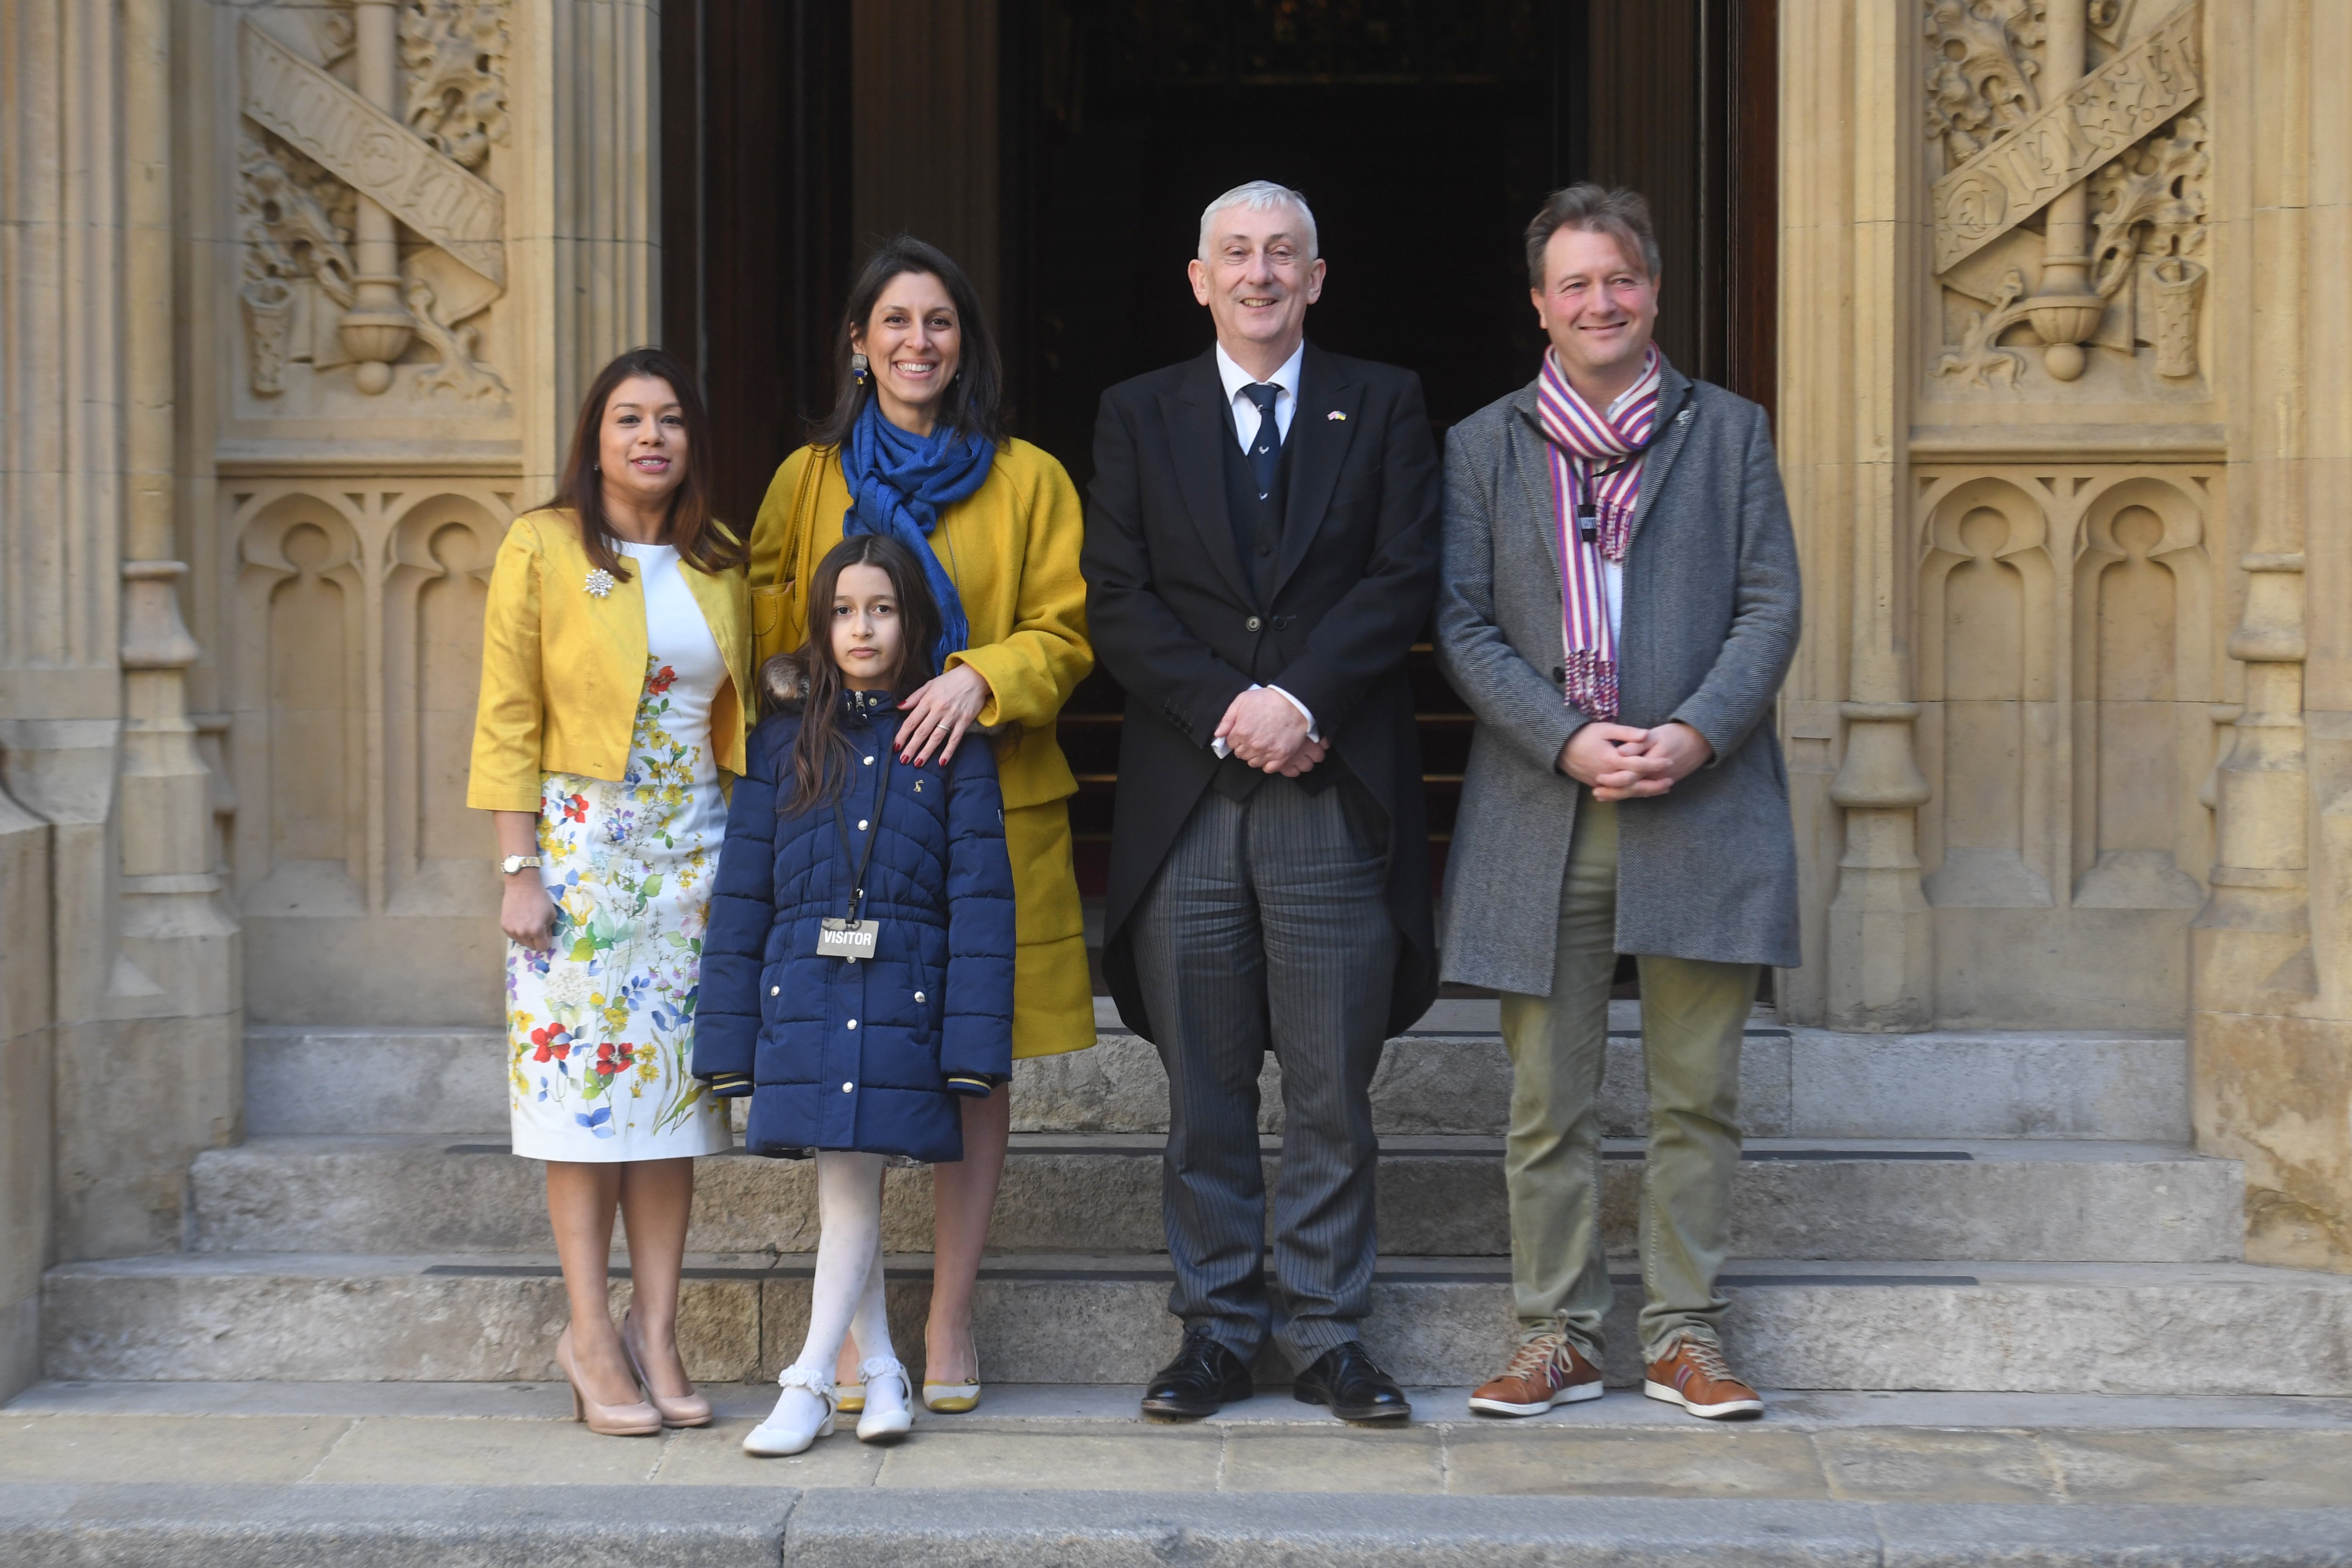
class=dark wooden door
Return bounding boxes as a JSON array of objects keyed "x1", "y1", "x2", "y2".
[{"x1": 664, "y1": 0, "x2": 1777, "y2": 920}]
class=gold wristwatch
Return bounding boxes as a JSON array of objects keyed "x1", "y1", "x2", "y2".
[{"x1": 500, "y1": 855, "x2": 543, "y2": 876}]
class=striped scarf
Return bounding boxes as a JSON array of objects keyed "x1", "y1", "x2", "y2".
[{"x1": 1535, "y1": 345, "x2": 1662, "y2": 722}]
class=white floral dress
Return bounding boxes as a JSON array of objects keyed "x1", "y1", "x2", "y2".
[{"x1": 506, "y1": 542, "x2": 734, "y2": 1161}]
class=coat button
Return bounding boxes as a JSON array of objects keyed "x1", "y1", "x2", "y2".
[
  {"x1": 846, "y1": 1018, "x2": 858, "y2": 1029},
  {"x1": 863, "y1": 755, "x2": 875, "y2": 765},
  {"x1": 913, "y1": 990, "x2": 925, "y2": 1004},
  {"x1": 857, "y1": 819, "x2": 869, "y2": 831},
  {"x1": 1246, "y1": 616, "x2": 1262, "y2": 632},
  {"x1": 770, "y1": 985, "x2": 780, "y2": 996},
  {"x1": 842, "y1": 1082, "x2": 853, "y2": 1093}
]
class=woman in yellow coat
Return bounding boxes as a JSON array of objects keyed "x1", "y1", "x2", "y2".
[
  {"x1": 749, "y1": 237, "x2": 1095, "y2": 1410},
  {"x1": 470, "y1": 347, "x2": 752, "y2": 1435}
]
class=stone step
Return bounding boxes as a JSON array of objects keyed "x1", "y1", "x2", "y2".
[
  {"x1": 43, "y1": 1251, "x2": 2352, "y2": 1395},
  {"x1": 247, "y1": 1023, "x2": 2191, "y2": 1141},
  {"x1": 4, "y1": 1381, "x2": 2351, "y2": 1568},
  {"x1": 6, "y1": 1484, "x2": 2348, "y2": 1568},
  {"x1": 188, "y1": 1133, "x2": 2245, "y2": 1264}
]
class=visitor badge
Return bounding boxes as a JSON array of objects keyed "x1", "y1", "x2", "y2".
[{"x1": 817, "y1": 918, "x2": 880, "y2": 960}]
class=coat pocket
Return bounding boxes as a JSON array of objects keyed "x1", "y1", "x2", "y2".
[{"x1": 751, "y1": 582, "x2": 800, "y2": 668}]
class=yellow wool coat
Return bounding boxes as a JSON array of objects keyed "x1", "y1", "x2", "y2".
[
  {"x1": 468, "y1": 508, "x2": 753, "y2": 812},
  {"x1": 749, "y1": 439, "x2": 1097, "y2": 1059}
]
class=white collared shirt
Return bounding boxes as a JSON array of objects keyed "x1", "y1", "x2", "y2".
[
  {"x1": 1208, "y1": 337, "x2": 1317, "y2": 756},
  {"x1": 1214, "y1": 339, "x2": 1304, "y2": 456}
]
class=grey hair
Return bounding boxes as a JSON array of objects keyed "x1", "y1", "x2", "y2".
[
  {"x1": 1197, "y1": 180, "x2": 1319, "y2": 261},
  {"x1": 1525, "y1": 183, "x2": 1662, "y2": 286}
]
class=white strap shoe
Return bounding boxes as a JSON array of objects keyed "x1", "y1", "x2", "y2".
[
  {"x1": 855, "y1": 1355, "x2": 914, "y2": 1444},
  {"x1": 743, "y1": 1364, "x2": 835, "y2": 1456}
]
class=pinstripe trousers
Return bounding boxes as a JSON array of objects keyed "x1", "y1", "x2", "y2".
[{"x1": 1131, "y1": 775, "x2": 1398, "y2": 1369}]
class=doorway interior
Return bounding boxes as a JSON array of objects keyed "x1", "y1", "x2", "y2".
[{"x1": 661, "y1": 0, "x2": 1777, "y2": 952}]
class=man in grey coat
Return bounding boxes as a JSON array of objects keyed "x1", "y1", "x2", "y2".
[{"x1": 1435, "y1": 185, "x2": 1800, "y2": 1422}]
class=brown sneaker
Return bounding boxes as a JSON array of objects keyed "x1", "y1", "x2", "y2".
[
  {"x1": 1642, "y1": 1336, "x2": 1764, "y2": 1420},
  {"x1": 1467, "y1": 1332, "x2": 1604, "y2": 1417}
]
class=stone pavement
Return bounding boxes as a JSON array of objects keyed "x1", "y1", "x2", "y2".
[{"x1": 5, "y1": 1381, "x2": 2350, "y2": 1564}]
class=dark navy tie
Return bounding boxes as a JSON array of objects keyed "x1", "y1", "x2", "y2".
[{"x1": 1243, "y1": 383, "x2": 1283, "y2": 499}]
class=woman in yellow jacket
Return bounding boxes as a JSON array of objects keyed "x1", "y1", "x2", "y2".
[
  {"x1": 469, "y1": 347, "x2": 752, "y2": 1436},
  {"x1": 749, "y1": 237, "x2": 1095, "y2": 1411}
]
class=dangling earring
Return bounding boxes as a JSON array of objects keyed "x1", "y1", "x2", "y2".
[{"x1": 850, "y1": 352, "x2": 870, "y2": 383}]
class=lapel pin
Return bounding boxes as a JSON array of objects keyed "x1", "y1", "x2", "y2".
[
  {"x1": 1676, "y1": 408, "x2": 1693, "y2": 424},
  {"x1": 1327, "y1": 410, "x2": 1347, "y2": 421},
  {"x1": 584, "y1": 568, "x2": 616, "y2": 598}
]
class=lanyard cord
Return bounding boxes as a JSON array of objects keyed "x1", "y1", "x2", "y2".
[
  {"x1": 1574, "y1": 444, "x2": 1650, "y2": 545},
  {"x1": 830, "y1": 742, "x2": 893, "y2": 923}
]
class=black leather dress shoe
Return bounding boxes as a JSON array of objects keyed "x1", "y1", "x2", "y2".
[
  {"x1": 1141, "y1": 1329, "x2": 1255, "y2": 1419},
  {"x1": 1292, "y1": 1342, "x2": 1412, "y2": 1423}
]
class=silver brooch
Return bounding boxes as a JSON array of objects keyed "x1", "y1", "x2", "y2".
[{"x1": 584, "y1": 568, "x2": 615, "y2": 598}]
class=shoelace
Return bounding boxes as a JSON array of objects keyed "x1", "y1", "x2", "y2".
[
  {"x1": 1504, "y1": 1335, "x2": 1570, "y2": 1383},
  {"x1": 1673, "y1": 1337, "x2": 1738, "y2": 1384}
]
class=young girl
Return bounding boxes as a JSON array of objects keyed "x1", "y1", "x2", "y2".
[{"x1": 695, "y1": 533, "x2": 1016, "y2": 1455}]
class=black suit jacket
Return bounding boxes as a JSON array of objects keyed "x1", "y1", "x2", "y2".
[{"x1": 1085, "y1": 342, "x2": 1442, "y2": 1040}]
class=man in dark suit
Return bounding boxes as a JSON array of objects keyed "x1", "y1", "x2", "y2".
[{"x1": 1084, "y1": 180, "x2": 1441, "y2": 1424}]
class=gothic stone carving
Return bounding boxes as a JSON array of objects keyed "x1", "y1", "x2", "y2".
[
  {"x1": 1923, "y1": 0, "x2": 2045, "y2": 167},
  {"x1": 235, "y1": 6, "x2": 510, "y2": 405},
  {"x1": 402, "y1": 1, "x2": 511, "y2": 169},
  {"x1": 1929, "y1": 0, "x2": 2209, "y2": 392}
]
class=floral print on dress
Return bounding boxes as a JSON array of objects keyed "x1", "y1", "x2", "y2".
[{"x1": 505, "y1": 652, "x2": 731, "y2": 1159}]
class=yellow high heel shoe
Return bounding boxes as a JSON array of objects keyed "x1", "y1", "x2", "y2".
[{"x1": 923, "y1": 1342, "x2": 981, "y2": 1414}]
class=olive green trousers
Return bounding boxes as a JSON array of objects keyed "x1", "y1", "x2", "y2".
[{"x1": 1496, "y1": 791, "x2": 1758, "y2": 1365}]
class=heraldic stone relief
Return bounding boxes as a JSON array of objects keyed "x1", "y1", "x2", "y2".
[
  {"x1": 1925, "y1": 0, "x2": 2208, "y2": 395},
  {"x1": 234, "y1": 3, "x2": 511, "y2": 409}
]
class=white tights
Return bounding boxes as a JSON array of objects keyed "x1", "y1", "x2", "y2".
[{"x1": 790, "y1": 1151, "x2": 894, "y2": 1383}]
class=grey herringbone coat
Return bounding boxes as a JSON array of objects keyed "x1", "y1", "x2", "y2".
[{"x1": 1434, "y1": 359, "x2": 1801, "y2": 992}]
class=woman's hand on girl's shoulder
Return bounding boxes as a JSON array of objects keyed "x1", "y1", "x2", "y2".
[{"x1": 896, "y1": 664, "x2": 991, "y2": 768}]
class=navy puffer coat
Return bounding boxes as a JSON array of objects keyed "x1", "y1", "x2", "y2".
[{"x1": 694, "y1": 686, "x2": 1016, "y2": 1163}]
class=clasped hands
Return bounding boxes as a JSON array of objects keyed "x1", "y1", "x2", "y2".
[
  {"x1": 1215, "y1": 686, "x2": 1327, "y2": 777},
  {"x1": 1559, "y1": 720, "x2": 1711, "y2": 801}
]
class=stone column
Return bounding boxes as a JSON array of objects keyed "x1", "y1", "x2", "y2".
[
  {"x1": 338, "y1": 0, "x2": 416, "y2": 392},
  {"x1": 2192, "y1": 0, "x2": 2352, "y2": 1272},
  {"x1": 514, "y1": 0, "x2": 663, "y2": 486},
  {"x1": 0, "y1": 0, "x2": 236, "y2": 1273},
  {"x1": 1783, "y1": 0, "x2": 1936, "y2": 1030},
  {"x1": 2019, "y1": 0, "x2": 2103, "y2": 381}
]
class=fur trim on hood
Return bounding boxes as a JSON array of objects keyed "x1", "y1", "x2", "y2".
[{"x1": 759, "y1": 653, "x2": 810, "y2": 713}]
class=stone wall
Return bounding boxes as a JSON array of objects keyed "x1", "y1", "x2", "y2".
[
  {"x1": 1781, "y1": 0, "x2": 2351, "y2": 1267},
  {"x1": 180, "y1": 0, "x2": 659, "y2": 1025}
]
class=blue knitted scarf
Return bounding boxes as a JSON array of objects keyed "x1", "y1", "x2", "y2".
[{"x1": 839, "y1": 396, "x2": 994, "y2": 670}]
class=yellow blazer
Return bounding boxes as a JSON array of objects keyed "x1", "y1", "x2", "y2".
[
  {"x1": 468, "y1": 508, "x2": 752, "y2": 812},
  {"x1": 749, "y1": 439, "x2": 1097, "y2": 1058},
  {"x1": 749, "y1": 439, "x2": 1091, "y2": 813}
]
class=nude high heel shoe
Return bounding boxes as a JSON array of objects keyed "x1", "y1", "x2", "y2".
[
  {"x1": 555, "y1": 1326, "x2": 662, "y2": 1436},
  {"x1": 620, "y1": 1312, "x2": 713, "y2": 1428}
]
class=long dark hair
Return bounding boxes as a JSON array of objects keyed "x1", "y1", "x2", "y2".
[
  {"x1": 808, "y1": 236, "x2": 1006, "y2": 448},
  {"x1": 776, "y1": 533, "x2": 944, "y2": 814},
  {"x1": 545, "y1": 347, "x2": 745, "y2": 582}
]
